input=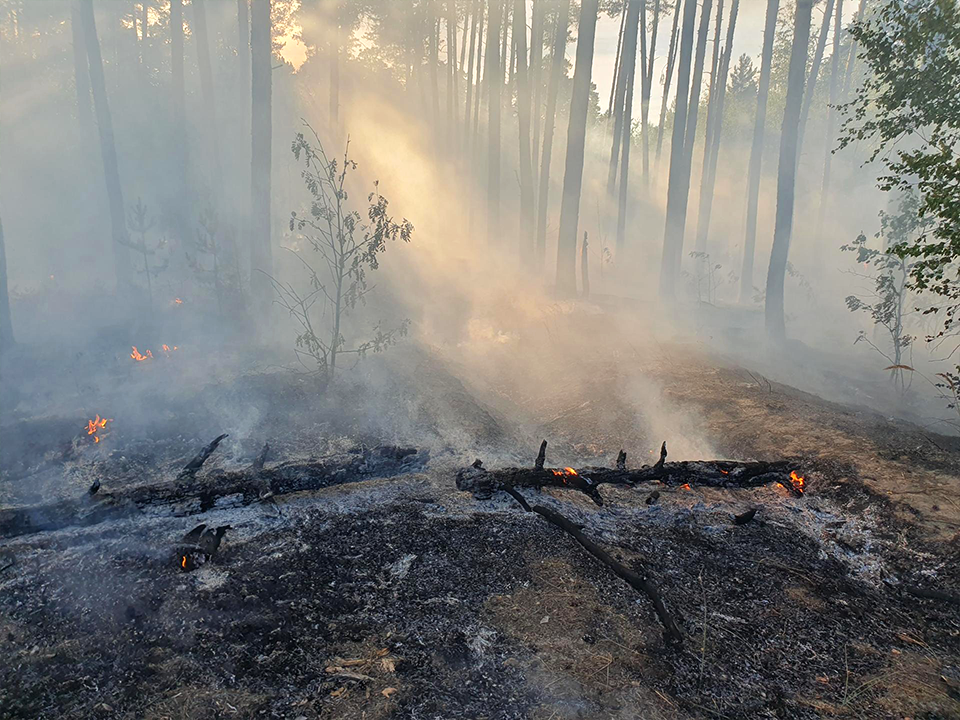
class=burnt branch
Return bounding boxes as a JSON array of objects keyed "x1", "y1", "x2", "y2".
[
  {"x1": 177, "y1": 434, "x2": 229, "y2": 480},
  {"x1": 500, "y1": 486, "x2": 683, "y2": 646},
  {"x1": 535, "y1": 440, "x2": 547, "y2": 470}
]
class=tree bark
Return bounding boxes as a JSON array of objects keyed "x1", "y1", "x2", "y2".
[
  {"x1": 71, "y1": 0, "x2": 93, "y2": 133},
  {"x1": 193, "y1": 1, "x2": 224, "y2": 198},
  {"x1": 660, "y1": 0, "x2": 712, "y2": 297},
  {"x1": 607, "y1": 1, "x2": 627, "y2": 119},
  {"x1": 464, "y1": 0, "x2": 480, "y2": 158},
  {"x1": 514, "y1": 0, "x2": 535, "y2": 260},
  {"x1": 555, "y1": 0, "x2": 600, "y2": 295},
  {"x1": 529, "y1": 0, "x2": 545, "y2": 191},
  {"x1": 485, "y1": 0, "x2": 503, "y2": 245},
  {"x1": 535, "y1": 0, "x2": 571, "y2": 267},
  {"x1": 606, "y1": 0, "x2": 638, "y2": 196},
  {"x1": 250, "y1": 0, "x2": 273, "y2": 306},
  {"x1": 797, "y1": 0, "x2": 835, "y2": 152},
  {"x1": 695, "y1": 0, "x2": 739, "y2": 254},
  {"x1": 616, "y1": 1, "x2": 641, "y2": 253},
  {"x1": 639, "y1": 0, "x2": 656, "y2": 183},
  {"x1": 655, "y1": 2, "x2": 682, "y2": 168},
  {"x1": 472, "y1": 2, "x2": 485, "y2": 149},
  {"x1": 79, "y1": 0, "x2": 134, "y2": 296},
  {"x1": 739, "y1": 0, "x2": 779, "y2": 304},
  {"x1": 765, "y1": 0, "x2": 813, "y2": 339},
  {"x1": 816, "y1": 0, "x2": 845, "y2": 234},
  {"x1": 0, "y1": 217, "x2": 14, "y2": 351}
]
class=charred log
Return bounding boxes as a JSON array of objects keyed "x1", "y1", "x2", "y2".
[
  {"x1": 733, "y1": 508, "x2": 757, "y2": 525},
  {"x1": 0, "y1": 445, "x2": 427, "y2": 539},
  {"x1": 252, "y1": 442, "x2": 270, "y2": 473},
  {"x1": 500, "y1": 485, "x2": 683, "y2": 645},
  {"x1": 904, "y1": 584, "x2": 960, "y2": 606},
  {"x1": 177, "y1": 433, "x2": 229, "y2": 480}
]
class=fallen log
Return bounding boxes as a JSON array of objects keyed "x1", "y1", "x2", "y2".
[
  {"x1": 499, "y1": 485, "x2": 683, "y2": 646},
  {"x1": 456, "y1": 440, "x2": 805, "y2": 504},
  {"x1": 177, "y1": 434, "x2": 229, "y2": 480},
  {"x1": 0, "y1": 445, "x2": 426, "y2": 539}
]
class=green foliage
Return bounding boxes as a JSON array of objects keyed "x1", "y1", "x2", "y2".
[
  {"x1": 841, "y1": 192, "x2": 925, "y2": 391},
  {"x1": 838, "y1": 0, "x2": 960, "y2": 339},
  {"x1": 122, "y1": 197, "x2": 168, "y2": 313},
  {"x1": 270, "y1": 124, "x2": 413, "y2": 383}
]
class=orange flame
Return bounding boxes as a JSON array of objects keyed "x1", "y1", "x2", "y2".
[
  {"x1": 680, "y1": 483, "x2": 691, "y2": 490},
  {"x1": 174, "y1": 298, "x2": 183, "y2": 305},
  {"x1": 131, "y1": 346, "x2": 153, "y2": 361},
  {"x1": 181, "y1": 555, "x2": 188, "y2": 569},
  {"x1": 720, "y1": 469, "x2": 729, "y2": 475},
  {"x1": 789, "y1": 471, "x2": 805, "y2": 494},
  {"x1": 85, "y1": 414, "x2": 112, "y2": 443},
  {"x1": 551, "y1": 467, "x2": 579, "y2": 477}
]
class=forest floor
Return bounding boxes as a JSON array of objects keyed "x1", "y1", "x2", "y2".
[{"x1": 1, "y1": 304, "x2": 959, "y2": 719}]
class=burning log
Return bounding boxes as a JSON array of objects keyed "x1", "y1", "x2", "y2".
[
  {"x1": 176, "y1": 525, "x2": 229, "y2": 572},
  {"x1": 177, "y1": 434, "x2": 229, "y2": 481},
  {"x1": 499, "y1": 485, "x2": 683, "y2": 646},
  {"x1": 456, "y1": 439, "x2": 806, "y2": 505}
]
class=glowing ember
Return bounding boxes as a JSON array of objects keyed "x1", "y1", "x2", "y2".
[
  {"x1": 788, "y1": 471, "x2": 805, "y2": 493},
  {"x1": 161, "y1": 344, "x2": 179, "y2": 354},
  {"x1": 680, "y1": 483, "x2": 691, "y2": 490},
  {"x1": 85, "y1": 414, "x2": 113, "y2": 443},
  {"x1": 720, "y1": 469, "x2": 729, "y2": 475},
  {"x1": 174, "y1": 298, "x2": 183, "y2": 305},
  {"x1": 130, "y1": 346, "x2": 153, "y2": 361},
  {"x1": 550, "y1": 467, "x2": 579, "y2": 477}
]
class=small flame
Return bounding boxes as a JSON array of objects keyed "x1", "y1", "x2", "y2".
[
  {"x1": 85, "y1": 414, "x2": 113, "y2": 443},
  {"x1": 174, "y1": 297, "x2": 183, "y2": 305},
  {"x1": 551, "y1": 467, "x2": 579, "y2": 477},
  {"x1": 789, "y1": 471, "x2": 805, "y2": 493},
  {"x1": 680, "y1": 483, "x2": 691, "y2": 490},
  {"x1": 181, "y1": 555, "x2": 188, "y2": 569},
  {"x1": 131, "y1": 346, "x2": 153, "y2": 361},
  {"x1": 720, "y1": 469, "x2": 729, "y2": 475}
]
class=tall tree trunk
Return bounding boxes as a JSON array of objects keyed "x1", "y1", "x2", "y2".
[
  {"x1": 171, "y1": 0, "x2": 185, "y2": 124},
  {"x1": 500, "y1": 0, "x2": 509, "y2": 87},
  {"x1": 694, "y1": 0, "x2": 738, "y2": 254},
  {"x1": 694, "y1": 0, "x2": 725, "y2": 251},
  {"x1": 607, "y1": 1, "x2": 628, "y2": 118},
  {"x1": 555, "y1": 0, "x2": 599, "y2": 294},
  {"x1": 655, "y1": 3, "x2": 682, "y2": 167},
  {"x1": 514, "y1": 0, "x2": 535, "y2": 259},
  {"x1": 472, "y1": 3, "x2": 484, "y2": 147},
  {"x1": 429, "y1": 5, "x2": 441, "y2": 135},
  {"x1": 816, "y1": 0, "x2": 844, "y2": 233},
  {"x1": 765, "y1": 0, "x2": 813, "y2": 339},
  {"x1": 329, "y1": 1, "x2": 340, "y2": 130},
  {"x1": 0, "y1": 217, "x2": 14, "y2": 351},
  {"x1": 639, "y1": 0, "x2": 658, "y2": 183},
  {"x1": 71, "y1": 0, "x2": 93, "y2": 133},
  {"x1": 616, "y1": 21, "x2": 637, "y2": 254},
  {"x1": 447, "y1": 0, "x2": 457, "y2": 153},
  {"x1": 250, "y1": 0, "x2": 273, "y2": 306},
  {"x1": 193, "y1": 1, "x2": 224, "y2": 197},
  {"x1": 79, "y1": 0, "x2": 133, "y2": 295},
  {"x1": 661, "y1": 0, "x2": 713, "y2": 295},
  {"x1": 797, "y1": 0, "x2": 835, "y2": 151},
  {"x1": 463, "y1": 0, "x2": 479, "y2": 157},
  {"x1": 535, "y1": 0, "x2": 571, "y2": 266},
  {"x1": 238, "y1": 0, "x2": 250, "y2": 201},
  {"x1": 485, "y1": 0, "x2": 503, "y2": 245},
  {"x1": 529, "y1": 0, "x2": 545, "y2": 191},
  {"x1": 606, "y1": 0, "x2": 639, "y2": 196},
  {"x1": 739, "y1": 0, "x2": 779, "y2": 303},
  {"x1": 840, "y1": 0, "x2": 867, "y2": 101}
]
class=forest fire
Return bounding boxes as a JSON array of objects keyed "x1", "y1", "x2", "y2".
[
  {"x1": 551, "y1": 467, "x2": 578, "y2": 477},
  {"x1": 85, "y1": 414, "x2": 112, "y2": 443},
  {"x1": 161, "y1": 344, "x2": 179, "y2": 355},
  {"x1": 130, "y1": 346, "x2": 152, "y2": 361},
  {"x1": 788, "y1": 471, "x2": 805, "y2": 494}
]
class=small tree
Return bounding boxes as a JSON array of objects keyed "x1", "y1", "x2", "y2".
[
  {"x1": 842, "y1": 193, "x2": 926, "y2": 393},
  {"x1": 187, "y1": 203, "x2": 244, "y2": 317},
  {"x1": 123, "y1": 198, "x2": 168, "y2": 314},
  {"x1": 270, "y1": 125, "x2": 413, "y2": 383}
]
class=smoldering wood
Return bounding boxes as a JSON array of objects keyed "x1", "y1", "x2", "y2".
[
  {"x1": 252, "y1": 442, "x2": 270, "y2": 473},
  {"x1": 499, "y1": 485, "x2": 683, "y2": 645},
  {"x1": 0, "y1": 445, "x2": 426, "y2": 539},
  {"x1": 535, "y1": 440, "x2": 547, "y2": 470},
  {"x1": 177, "y1": 433, "x2": 229, "y2": 480}
]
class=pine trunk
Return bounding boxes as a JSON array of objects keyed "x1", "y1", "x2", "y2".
[
  {"x1": 330, "y1": 2, "x2": 340, "y2": 130},
  {"x1": 79, "y1": 0, "x2": 134, "y2": 295},
  {"x1": 514, "y1": 0, "x2": 535, "y2": 260},
  {"x1": 606, "y1": 0, "x2": 638, "y2": 196},
  {"x1": 71, "y1": 0, "x2": 93, "y2": 132},
  {"x1": 739, "y1": 0, "x2": 779, "y2": 304},
  {"x1": 529, "y1": 0, "x2": 545, "y2": 190},
  {"x1": 193, "y1": 1, "x2": 224, "y2": 197},
  {"x1": 555, "y1": 0, "x2": 600, "y2": 295},
  {"x1": 797, "y1": 0, "x2": 835, "y2": 151},
  {"x1": 765, "y1": 0, "x2": 813, "y2": 339},
  {"x1": 485, "y1": 0, "x2": 503, "y2": 245},
  {"x1": 655, "y1": 3, "x2": 682, "y2": 168},
  {"x1": 463, "y1": 0, "x2": 480, "y2": 158},
  {"x1": 816, "y1": 0, "x2": 844, "y2": 233},
  {"x1": 535, "y1": 0, "x2": 571, "y2": 266},
  {"x1": 250, "y1": 0, "x2": 273, "y2": 307}
]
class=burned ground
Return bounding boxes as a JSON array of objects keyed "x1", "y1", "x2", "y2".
[{"x1": 1, "y1": 313, "x2": 959, "y2": 719}]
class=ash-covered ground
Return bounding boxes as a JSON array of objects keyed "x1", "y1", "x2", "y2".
[{"x1": 2, "y1": 309, "x2": 959, "y2": 719}]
